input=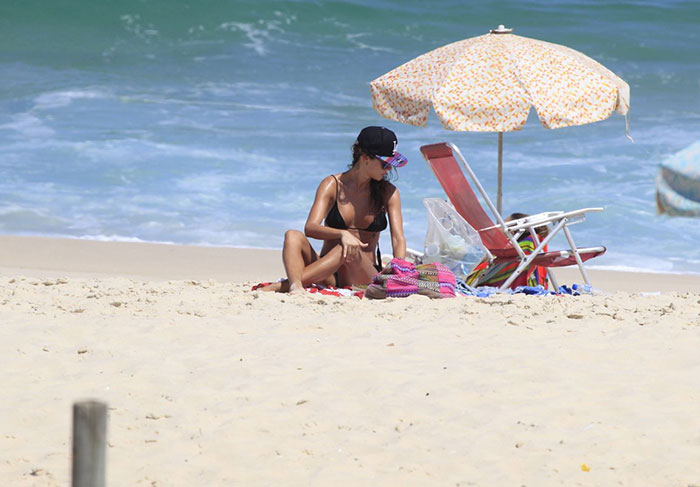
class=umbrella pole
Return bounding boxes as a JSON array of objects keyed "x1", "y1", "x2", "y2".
[{"x1": 497, "y1": 132, "x2": 503, "y2": 214}]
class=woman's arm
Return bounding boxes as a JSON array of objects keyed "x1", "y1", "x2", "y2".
[
  {"x1": 304, "y1": 176, "x2": 367, "y2": 260},
  {"x1": 385, "y1": 184, "x2": 406, "y2": 259}
]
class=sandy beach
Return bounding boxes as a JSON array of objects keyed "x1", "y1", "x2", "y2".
[{"x1": 2, "y1": 235, "x2": 700, "y2": 486}]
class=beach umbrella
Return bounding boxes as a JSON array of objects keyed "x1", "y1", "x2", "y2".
[
  {"x1": 370, "y1": 25, "x2": 630, "y2": 212},
  {"x1": 656, "y1": 140, "x2": 700, "y2": 216}
]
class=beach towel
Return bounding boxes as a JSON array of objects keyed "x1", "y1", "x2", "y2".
[
  {"x1": 305, "y1": 284, "x2": 365, "y2": 298},
  {"x1": 250, "y1": 282, "x2": 364, "y2": 298},
  {"x1": 365, "y1": 258, "x2": 456, "y2": 299}
]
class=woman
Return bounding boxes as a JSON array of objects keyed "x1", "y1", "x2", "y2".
[{"x1": 263, "y1": 126, "x2": 407, "y2": 293}]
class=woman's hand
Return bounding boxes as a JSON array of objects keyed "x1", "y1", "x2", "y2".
[{"x1": 340, "y1": 230, "x2": 368, "y2": 262}]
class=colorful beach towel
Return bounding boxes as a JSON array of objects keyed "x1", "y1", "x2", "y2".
[
  {"x1": 305, "y1": 284, "x2": 365, "y2": 298},
  {"x1": 365, "y1": 258, "x2": 456, "y2": 299},
  {"x1": 466, "y1": 236, "x2": 549, "y2": 289},
  {"x1": 250, "y1": 282, "x2": 364, "y2": 298}
]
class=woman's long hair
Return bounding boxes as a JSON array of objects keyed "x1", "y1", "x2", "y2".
[{"x1": 350, "y1": 142, "x2": 390, "y2": 213}]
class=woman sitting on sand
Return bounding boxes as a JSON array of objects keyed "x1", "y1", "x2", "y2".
[{"x1": 263, "y1": 126, "x2": 407, "y2": 293}]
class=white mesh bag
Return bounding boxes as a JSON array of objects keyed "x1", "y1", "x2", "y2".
[{"x1": 423, "y1": 198, "x2": 486, "y2": 279}]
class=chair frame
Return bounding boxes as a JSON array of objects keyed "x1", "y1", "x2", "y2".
[{"x1": 421, "y1": 142, "x2": 605, "y2": 290}]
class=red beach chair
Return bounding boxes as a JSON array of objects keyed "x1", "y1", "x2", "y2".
[{"x1": 420, "y1": 142, "x2": 606, "y2": 290}]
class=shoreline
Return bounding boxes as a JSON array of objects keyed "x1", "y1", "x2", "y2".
[
  {"x1": 1, "y1": 234, "x2": 700, "y2": 293},
  {"x1": 6, "y1": 233, "x2": 699, "y2": 276}
]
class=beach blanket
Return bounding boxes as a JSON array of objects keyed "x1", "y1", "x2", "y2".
[
  {"x1": 250, "y1": 282, "x2": 364, "y2": 298},
  {"x1": 365, "y1": 258, "x2": 456, "y2": 299},
  {"x1": 305, "y1": 284, "x2": 364, "y2": 298},
  {"x1": 251, "y1": 262, "x2": 587, "y2": 299}
]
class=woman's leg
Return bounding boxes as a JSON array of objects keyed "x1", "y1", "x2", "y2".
[
  {"x1": 335, "y1": 250, "x2": 382, "y2": 287},
  {"x1": 296, "y1": 244, "x2": 345, "y2": 288},
  {"x1": 282, "y1": 229, "x2": 317, "y2": 292},
  {"x1": 265, "y1": 230, "x2": 344, "y2": 293}
]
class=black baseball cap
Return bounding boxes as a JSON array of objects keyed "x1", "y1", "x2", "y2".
[{"x1": 356, "y1": 126, "x2": 408, "y2": 168}]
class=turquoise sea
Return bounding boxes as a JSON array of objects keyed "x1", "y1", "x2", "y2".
[{"x1": 1, "y1": 0, "x2": 699, "y2": 273}]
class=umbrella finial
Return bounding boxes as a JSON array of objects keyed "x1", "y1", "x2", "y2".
[{"x1": 490, "y1": 25, "x2": 513, "y2": 34}]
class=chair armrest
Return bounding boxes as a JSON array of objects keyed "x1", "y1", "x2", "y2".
[
  {"x1": 502, "y1": 211, "x2": 564, "y2": 231},
  {"x1": 483, "y1": 207, "x2": 604, "y2": 233},
  {"x1": 405, "y1": 247, "x2": 425, "y2": 264},
  {"x1": 406, "y1": 247, "x2": 424, "y2": 259}
]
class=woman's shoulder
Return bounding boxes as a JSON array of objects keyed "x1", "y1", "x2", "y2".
[
  {"x1": 383, "y1": 180, "x2": 398, "y2": 191},
  {"x1": 315, "y1": 174, "x2": 341, "y2": 195},
  {"x1": 380, "y1": 180, "x2": 400, "y2": 208},
  {"x1": 383, "y1": 180, "x2": 399, "y2": 196},
  {"x1": 321, "y1": 173, "x2": 343, "y2": 182},
  {"x1": 319, "y1": 174, "x2": 342, "y2": 186}
]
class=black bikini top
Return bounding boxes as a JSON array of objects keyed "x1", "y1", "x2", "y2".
[{"x1": 325, "y1": 175, "x2": 388, "y2": 232}]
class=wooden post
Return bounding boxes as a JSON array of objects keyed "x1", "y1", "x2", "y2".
[{"x1": 72, "y1": 400, "x2": 107, "y2": 487}]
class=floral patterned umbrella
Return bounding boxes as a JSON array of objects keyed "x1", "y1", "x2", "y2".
[{"x1": 371, "y1": 25, "x2": 630, "y2": 212}]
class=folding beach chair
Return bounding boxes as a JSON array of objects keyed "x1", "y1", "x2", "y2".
[{"x1": 420, "y1": 142, "x2": 606, "y2": 290}]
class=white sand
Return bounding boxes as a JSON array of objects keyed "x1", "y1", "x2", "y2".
[{"x1": 1, "y1": 235, "x2": 699, "y2": 486}]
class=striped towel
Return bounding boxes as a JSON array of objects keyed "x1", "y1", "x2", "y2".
[
  {"x1": 376, "y1": 257, "x2": 419, "y2": 278},
  {"x1": 366, "y1": 258, "x2": 456, "y2": 299}
]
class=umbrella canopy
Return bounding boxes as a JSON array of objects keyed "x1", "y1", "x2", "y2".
[
  {"x1": 371, "y1": 26, "x2": 630, "y2": 211},
  {"x1": 656, "y1": 140, "x2": 700, "y2": 217}
]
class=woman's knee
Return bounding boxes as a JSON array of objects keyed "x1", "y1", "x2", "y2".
[
  {"x1": 283, "y1": 229, "x2": 316, "y2": 264},
  {"x1": 283, "y1": 229, "x2": 306, "y2": 248}
]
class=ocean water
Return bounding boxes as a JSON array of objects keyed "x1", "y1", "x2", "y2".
[{"x1": 1, "y1": 0, "x2": 700, "y2": 274}]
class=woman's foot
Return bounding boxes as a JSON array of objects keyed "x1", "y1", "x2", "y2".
[
  {"x1": 288, "y1": 281, "x2": 306, "y2": 295},
  {"x1": 258, "y1": 281, "x2": 282, "y2": 292},
  {"x1": 255, "y1": 279, "x2": 302, "y2": 293}
]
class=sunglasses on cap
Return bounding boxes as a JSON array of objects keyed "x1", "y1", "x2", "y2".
[{"x1": 375, "y1": 152, "x2": 408, "y2": 169}]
